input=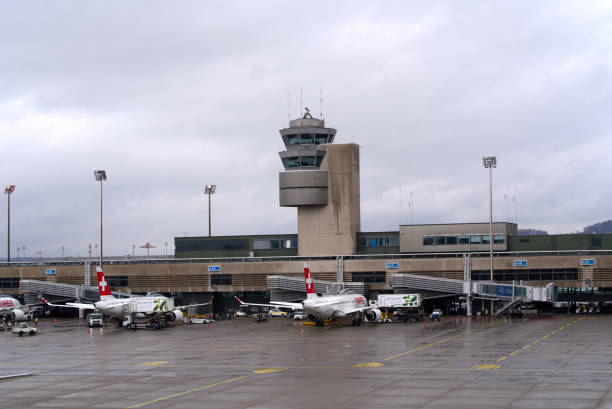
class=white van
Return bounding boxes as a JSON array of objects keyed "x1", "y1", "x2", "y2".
[{"x1": 88, "y1": 312, "x2": 103, "y2": 328}]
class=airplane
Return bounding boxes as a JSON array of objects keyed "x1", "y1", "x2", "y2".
[
  {"x1": 42, "y1": 267, "x2": 212, "y2": 328},
  {"x1": 0, "y1": 294, "x2": 36, "y2": 322},
  {"x1": 235, "y1": 263, "x2": 382, "y2": 326}
]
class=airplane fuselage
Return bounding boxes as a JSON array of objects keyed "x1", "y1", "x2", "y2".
[{"x1": 302, "y1": 294, "x2": 368, "y2": 320}]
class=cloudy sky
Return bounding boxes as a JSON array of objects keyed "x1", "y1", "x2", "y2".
[{"x1": 0, "y1": 1, "x2": 611, "y2": 258}]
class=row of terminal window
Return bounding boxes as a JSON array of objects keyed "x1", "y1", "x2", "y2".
[
  {"x1": 471, "y1": 269, "x2": 578, "y2": 281},
  {"x1": 211, "y1": 274, "x2": 232, "y2": 285},
  {"x1": 357, "y1": 236, "x2": 400, "y2": 248},
  {"x1": 282, "y1": 156, "x2": 325, "y2": 168},
  {"x1": 423, "y1": 234, "x2": 505, "y2": 246},
  {"x1": 284, "y1": 133, "x2": 333, "y2": 146},
  {"x1": 253, "y1": 239, "x2": 298, "y2": 250},
  {"x1": 0, "y1": 278, "x2": 19, "y2": 288}
]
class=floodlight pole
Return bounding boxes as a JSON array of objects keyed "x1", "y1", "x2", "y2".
[
  {"x1": 93, "y1": 170, "x2": 107, "y2": 269},
  {"x1": 4, "y1": 185, "x2": 15, "y2": 262},
  {"x1": 205, "y1": 185, "x2": 216, "y2": 237},
  {"x1": 208, "y1": 192, "x2": 212, "y2": 237},
  {"x1": 483, "y1": 156, "x2": 497, "y2": 316}
]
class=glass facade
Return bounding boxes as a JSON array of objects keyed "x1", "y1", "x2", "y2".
[
  {"x1": 253, "y1": 238, "x2": 298, "y2": 250},
  {"x1": 107, "y1": 276, "x2": 128, "y2": 287},
  {"x1": 472, "y1": 269, "x2": 578, "y2": 281},
  {"x1": 0, "y1": 277, "x2": 19, "y2": 288},
  {"x1": 423, "y1": 234, "x2": 505, "y2": 246},
  {"x1": 358, "y1": 235, "x2": 400, "y2": 248},
  {"x1": 352, "y1": 272, "x2": 386, "y2": 283},
  {"x1": 283, "y1": 133, "x2": 333, "y2": 146},
  {"x1": 282, "y1": 156, "x2": 324, "y2": 169},
  {"x1": 211, "y1": 274, "x2": 232, "y2": 285}
]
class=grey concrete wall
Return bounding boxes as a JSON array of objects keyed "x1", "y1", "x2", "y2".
[
  {"x1": 279, "y1": 170, "x2": 328, "y2": 206},
  {"x1": 298, "y1": 144, "x2": 361, "y2": 256}
]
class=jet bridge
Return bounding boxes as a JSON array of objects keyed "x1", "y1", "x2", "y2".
[
  {"x1": 267, "y1": 275, "x2": 366, "y2": 302},
  {"x1": 19, "y1": 279, "x2": 131, "y2": 302}
]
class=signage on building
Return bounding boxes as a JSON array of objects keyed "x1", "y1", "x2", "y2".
[
  {"x1": 45, "y1": 268, "x2": 56, "y2": 275},
  {"x1": 208, "y1": 265, "x2": 221, "y2": 272},
  {"x1": 513, "y1": 260, "x2": 528, "y2": 267},
  {"x1": 385, "y1": 262, "x2": 399, "y2": 269},
  {"x1": 580, "y1": 259, "x2": 595, "y2": 266}
]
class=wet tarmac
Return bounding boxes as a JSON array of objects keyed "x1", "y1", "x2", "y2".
[{"x1": 1, "y1": 314, "x2": 611, "y2": 409}]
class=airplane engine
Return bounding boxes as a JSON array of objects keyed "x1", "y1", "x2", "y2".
[
  {"x1": 9, "y1": 309, "x2": 26, "y2": 321},
  {"x1": 165, "y1": 310, "x2": 183, "y2": 322},
  {"x1": 364, "y1": 308, "x2": 382, "y2": 322}
]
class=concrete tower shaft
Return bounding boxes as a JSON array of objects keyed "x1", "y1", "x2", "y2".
[{"x1": 278, "y1": 111, "x2": 360, "y2": 256}]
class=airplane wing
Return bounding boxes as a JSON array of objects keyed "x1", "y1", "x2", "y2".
[
  {"x1": 65, "y1": 302, "x2": 98, "y2": 310},
  {"x1": 175, "y1": 298, "x2": 213, "y2": 310},
  {"x1": 270, "y1": 301, "x2": 305, "y2": 310},
  {"x1": 235, "y1": 296, "x2": 303, "y2": 310},
  {"x1": 41, "y1": 298, "x2": 97, "y2": 310}
]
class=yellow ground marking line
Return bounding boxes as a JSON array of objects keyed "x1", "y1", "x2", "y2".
[
  {"x1": 383, "y1": 329, "x2": 477, "y2": 361},
  {"x1": 134, "y1": 361, "x2": 168, "y2": 367},
  {"x1": 352, "y1": 362, "x2": 384, "y2": 368},
  {"x1": 123, "y1": 376, "x2": 246, "y2": 409},
  {"x1": 482, "y1": 318, "x2": 586, "y2": 368},
  {"x1": 252, "y1": 368, "x2": 287, "y2": 374},
  {"x1": 471, "y1": 363, "x2": 500, "y2": 370}
]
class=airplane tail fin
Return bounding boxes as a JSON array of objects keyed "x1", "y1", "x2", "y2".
[
  {"x1": 304, "y1": 263, "x2": 317, "y2": 299},
  {"x1": 96, "y1": 267, "x2": 115, "y2": 300}
]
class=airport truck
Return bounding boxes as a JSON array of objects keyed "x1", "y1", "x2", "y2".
[
  {"x1": 377, "y1": 294, "x2": 421, "y2": 308},
  {"x1": 12, "y1": 322, "x2": 38, "y2": 336}
]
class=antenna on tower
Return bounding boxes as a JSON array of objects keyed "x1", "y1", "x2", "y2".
[
  {"x1": 320, "y1": 88, "x2": 323, "y2": 119},
  {"x1": 288, "y1": 90, "x2": 291, "y2": 122}
]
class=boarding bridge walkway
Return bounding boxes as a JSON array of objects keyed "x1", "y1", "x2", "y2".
[
  {"x1": 20, "y1": 280, "x2": 131, "y2": 302},
  {"x1": 267, "y1": 275, "x2": 366, "y2": 302}
]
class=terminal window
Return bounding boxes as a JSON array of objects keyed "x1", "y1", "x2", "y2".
[
  {"x1": 358, "y1": 236, "x2": 399, "y2": 248},
  {"x1": 0, "y1": 277, "x2": 19, "y2": 288},
  {"x1": 107, "y1": 276, "x2": 128, "y2": 287},
  {"x1": 253, "y1": 238, "x2": 298, "y2": 250},
  {"x1": 211, "y1": 274, "x2": 232, "y2": 285},
  {"x1": 423, "y1": 234, "x2": 505, "y2": 246},
  {"x1": 352, "y1": 272, "x2": 386, "y2": 283}
]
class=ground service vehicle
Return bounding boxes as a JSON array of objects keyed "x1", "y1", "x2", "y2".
[
  {"x1": 12, "y1": 322, "x2": 38, "y2": 336},
  {"x1": 88, "y1": 312, "x2": 103, "y2": 328},
  {"x1": 253, "y1": 313, "x2": 267, "y2": 322},
  {"x1": 431, "y1": 309, "x2": 442, "y2": 321},
  {"x1": 268, "y1": 308, "x2": 288, "y2": 317},
  {"x1": 293, "y1": 312, "x2": 306, "y2": 320}
]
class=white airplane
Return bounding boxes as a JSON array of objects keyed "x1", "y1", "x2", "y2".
[
  {"x1": 0, "y1": 294, "x2": 36, "y2": 322},
  {"x1": 42, "y1": 267, "x2": 212, "y2": 327},
  {"x1": 235, "y1": 263, "x2": 381, "y2": 326}
]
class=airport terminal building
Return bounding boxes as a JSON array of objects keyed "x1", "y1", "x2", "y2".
[{"x1": 1, "y1": 113, "x2": 611, "y2": 313}]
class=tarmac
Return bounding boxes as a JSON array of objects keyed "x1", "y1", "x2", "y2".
[{"x1": 1, "y1": 314, "x2": 611, "y2": 409}]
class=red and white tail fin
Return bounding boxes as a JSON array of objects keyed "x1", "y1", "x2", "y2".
[
  {"x1": 304, "y1": 263, "x2": 317, "y2": 299},
  {"x1": 96, "y1": 267, "x2": 115, "y2": 301}
]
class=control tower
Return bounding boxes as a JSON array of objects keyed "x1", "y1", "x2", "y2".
[{"x1": 279, "y1": 109, "x2": 360, "y2": 256}]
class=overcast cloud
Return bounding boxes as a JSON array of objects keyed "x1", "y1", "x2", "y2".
[{"x1": 0, "y1": 1, "x2": 611, "y2": 258}]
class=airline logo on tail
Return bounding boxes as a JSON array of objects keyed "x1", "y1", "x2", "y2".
[
  {"x1": 96, "y1": 267, "x2": 114, "y2": 299},
  {"x1": 304, "y1": 263, "x2": 316, "y2": 297}
]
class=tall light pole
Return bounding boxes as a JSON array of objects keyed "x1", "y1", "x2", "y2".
[
  {"x1": 483, "y1": 156, "x2": 497, "y2": 316},
  {"x1": 4, "y1": 185, "x2": 15, "y2": 262},
  {"x1": 205, "y1": 184, "x2": 216, "y2": 237},
  {"x1": 93, "y1": 170, "x2": 107, "y2": 268}
]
